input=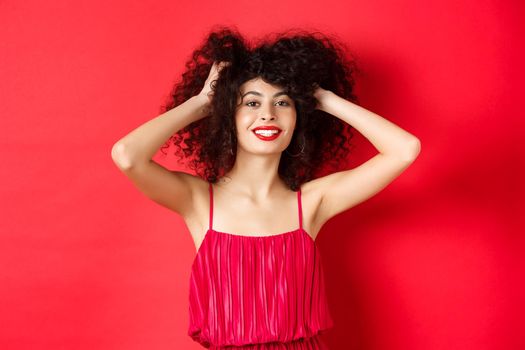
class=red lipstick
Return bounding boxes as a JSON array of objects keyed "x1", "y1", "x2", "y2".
[{"x1": 252, "y1": 126, "x2": 282, "y2": 141}]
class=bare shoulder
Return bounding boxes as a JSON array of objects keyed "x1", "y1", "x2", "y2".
[
  {"x1": 299, "y1": 178, "x2": 331, "y2": 240},
  {"x1": 300, "y1": 170, "x2": 362, "y2": 237},
  {"x1": 175, "y1": 172, "x2": 209, "y2": 218},
  {"x1": 177, "y1": 174, "x2": 211, "y2": 245}
]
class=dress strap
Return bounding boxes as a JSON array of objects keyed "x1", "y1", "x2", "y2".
[
  {"x1": 208, "y1": 182, "x2": 213, "y2": 230},
  {"x1": 297, "y1": 186, "x2": 303, "y2": 230}
]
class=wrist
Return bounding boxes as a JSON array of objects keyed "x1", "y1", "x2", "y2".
[
  {"x1": 190, "y1": 94, "x2": 212, "y2": 120},
  {"x1": 315, "y1": 89, "x2": 333, "y2": 111},
  {"x1": 193, "y1": 93, "x2": 211, "y2": 106}
]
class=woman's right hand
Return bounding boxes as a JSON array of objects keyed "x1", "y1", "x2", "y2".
[{"x1": 198, "y1": 61, "x2": 231, "y2": 104}]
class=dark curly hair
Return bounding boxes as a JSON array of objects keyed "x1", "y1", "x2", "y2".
[{"x1": 159, "y1": 25, "x2": 361, "y2": 191}]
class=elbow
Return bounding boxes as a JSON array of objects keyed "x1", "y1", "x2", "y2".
[
  {"x1": 393, "y1": 137, "x2": 421, "y2": 162},
  {"x1": 404, "y1": 137, "x2": 421, "y2": 161},
  {"x1": 111, "y1": 142, "x2": 133, "y2": 170}
]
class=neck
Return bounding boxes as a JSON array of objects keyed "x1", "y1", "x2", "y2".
[{"x1": 219, "y1": 147, "x2": 287, "y2": 199}]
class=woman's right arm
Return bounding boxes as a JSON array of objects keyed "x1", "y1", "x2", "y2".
[
  {"x1": 112, "y1": 94, "x2": 210, "y2": 169},
  {"x1": 110, "y1": 93, "x2": 210, "y2": 218},
  {"x1": 111, "y1": 61, "x2": 228, "y2": 217}
]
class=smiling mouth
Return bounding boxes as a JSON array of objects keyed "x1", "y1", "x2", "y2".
[{"x1": 252, "y1": 129, "x2": 282, "y2": 141}]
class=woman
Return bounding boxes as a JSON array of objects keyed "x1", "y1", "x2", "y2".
[{"x1": 111, "y1": 26, "x2": 420, "y2": 349}]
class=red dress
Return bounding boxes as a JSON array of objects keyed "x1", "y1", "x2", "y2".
[{"x1": 188, "y1": 183, "x2": 334, "y2": 349}]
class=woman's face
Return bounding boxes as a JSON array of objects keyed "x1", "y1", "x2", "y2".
[{"x1": 234, "y1": 77, "x2": 297, "y2": 155}]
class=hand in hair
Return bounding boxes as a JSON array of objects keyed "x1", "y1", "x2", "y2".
[
  {"x1": 313, "y1": 84, "x2": 332, "y2": 111},
  {"x1": 198, "y1": 61, "x2": 231, "y2": 103}
]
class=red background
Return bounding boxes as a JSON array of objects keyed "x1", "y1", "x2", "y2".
[{"x1": 1, "y1": 0, "x2": 523, "y2": 349}]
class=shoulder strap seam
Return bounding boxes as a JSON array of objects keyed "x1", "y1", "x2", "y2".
[
  {"x1": 298, "y1": 187, "x2": 303, "y2": 230},
  {"x1": 208, "y1": 182, "x2": 213, "y2": 230}
]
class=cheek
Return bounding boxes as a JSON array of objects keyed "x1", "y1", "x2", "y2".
[
  {"x1": 287, "y1": 113, "x2": 297, "y2": 131},
  {"x1": 235, "y1": 112, "x2": 254, "y2": 131}
]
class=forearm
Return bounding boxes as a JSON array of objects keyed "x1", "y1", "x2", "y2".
[
  {"x1": 319, "y1": 91, "x2": 421, "y2": 160},
  {"x1": 112, "y1": 94, "x2": 210, "y2": 167}
]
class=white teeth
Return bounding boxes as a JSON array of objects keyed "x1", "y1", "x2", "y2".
[{"x1": 254, "y1": 129, "x2": 279, "y2": 136}]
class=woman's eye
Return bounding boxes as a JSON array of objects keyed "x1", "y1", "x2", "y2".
[{"x1": 245, "y1": 100, "x2": 290, "y2": 107}]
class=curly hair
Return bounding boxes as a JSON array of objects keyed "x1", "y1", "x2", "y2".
[{"x1": 159, "y1": 25, "x2": 361, "y2": 191}]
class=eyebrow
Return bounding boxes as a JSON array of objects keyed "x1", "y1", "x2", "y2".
[{"x1": 241, "y1": 91, "x2": 289, "y2": 98}]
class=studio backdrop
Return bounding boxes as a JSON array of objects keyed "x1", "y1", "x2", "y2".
[{"x1": 1, "y1": 0, "x2": 522, "y2": 349}]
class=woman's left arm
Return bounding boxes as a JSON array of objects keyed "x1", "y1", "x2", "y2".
[
  {"x1": 310, "y1": 87, "x2": 421, "y2": 224},
  {"x1": 315, "y1": 87, "x2": 421, "y2": 160}
]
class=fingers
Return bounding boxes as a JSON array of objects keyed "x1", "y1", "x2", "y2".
[
  {"x1": 203, "y1": 61, "x2": 231, "y2": 99},
  {"x1": 214, "y1": 60, "x2": 231, "y2": 74},
  {"x1": 217, "y1": 60, "x2": 231, "y2": 68}
]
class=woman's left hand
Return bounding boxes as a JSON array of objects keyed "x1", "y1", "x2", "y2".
[{"x1": 313, "y1": 84, "x2": 331, "y2": 110}]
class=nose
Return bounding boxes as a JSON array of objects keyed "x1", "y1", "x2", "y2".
[{"x1": 259, "y1": 104, "x2": 276, "y2": 121}]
